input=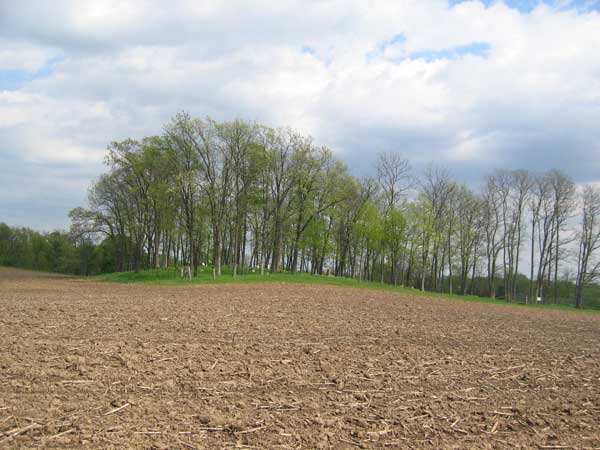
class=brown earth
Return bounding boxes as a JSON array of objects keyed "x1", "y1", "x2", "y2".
[{"x1": 0, "y1": 267, "x2": 599, "y2": 450}]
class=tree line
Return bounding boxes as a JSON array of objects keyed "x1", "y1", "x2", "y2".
[
  {"x1": 0, "y1": 223, "x2": 105, "y2": 275},
  {"x1": 2, "y1": 113, "x2": 600, "y2": 308}
]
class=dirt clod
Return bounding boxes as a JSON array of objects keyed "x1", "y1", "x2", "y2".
[{"x1": 0, "y1": 267, "x2": 599, "y2": 449}]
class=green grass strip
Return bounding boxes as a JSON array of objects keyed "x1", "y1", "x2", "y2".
[{"x1": 93, "y1": 267, "x2": 599, "y2": 314}]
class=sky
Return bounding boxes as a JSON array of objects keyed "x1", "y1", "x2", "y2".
[{"x1": 1, "y1": 0, "x2": 600, "y2": 230}]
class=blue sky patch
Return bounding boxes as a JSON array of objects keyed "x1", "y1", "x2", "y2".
[
  {"x1": 301, "y1": 46, "x2": 316, "y2": 56},
  {"x1": 367, "y1": 33, "x2": 406, "y2": 62},
  {"x1": 449, "y1": 0, "x2": 600, "y2": 13},
  {"x1": 407, "y1": 42, "x2": 491, "y2": 62},
  {"x1": 368, "y1": 35, "x2": 490, "y2": 63},
  {"x1": 0, "y1": 56, "x2": 63, "y2": 91}
]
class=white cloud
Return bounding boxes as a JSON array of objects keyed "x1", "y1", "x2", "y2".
[
  {"x1": 1, "y1": 0, "x2": 600, "y2": 228},
  {"x1": 0, "y1": 39, "x2": 54, "y2": 71}
]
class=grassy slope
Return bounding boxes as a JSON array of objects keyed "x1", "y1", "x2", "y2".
[{"x1": 94, "y1": 267, "x2": 599, "y2": 314}]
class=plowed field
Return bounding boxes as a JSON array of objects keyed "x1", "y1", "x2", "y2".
[{"x1": 1, "y1": 267, "x2": 599, "y2": 449}]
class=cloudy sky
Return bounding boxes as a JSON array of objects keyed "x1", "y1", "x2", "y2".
[{"x1": 1, "y1": 0, "x2": 600, "y2": 230}]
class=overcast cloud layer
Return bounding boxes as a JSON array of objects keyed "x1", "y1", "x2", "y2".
[{"x1": 1, "y1": 0, "x2": 600, "y2": 229}]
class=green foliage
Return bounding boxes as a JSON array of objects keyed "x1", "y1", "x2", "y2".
[
  {"x1": 5, "y1": 114, "x2": 598, "y2": 313},
  {"x1": 0, "y1": 223, "x2": 110, "y2": 275}
]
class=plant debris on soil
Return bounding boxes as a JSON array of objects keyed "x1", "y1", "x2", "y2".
[{"x1": 1, "y1": 267, "x2": 599, "y2": 449}]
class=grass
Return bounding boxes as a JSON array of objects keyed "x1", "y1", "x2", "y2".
[{"x1": 93, "y1": 267, "x2": 600, "y2": 314}]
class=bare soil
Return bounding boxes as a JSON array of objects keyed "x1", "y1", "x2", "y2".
[{"x1": 1, "y1": 267, "x2": 599, "y2": 449}]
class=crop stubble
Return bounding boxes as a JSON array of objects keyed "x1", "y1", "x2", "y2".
[{"x1": 0, "y1": 268, "x2": 599, "y2": 449}]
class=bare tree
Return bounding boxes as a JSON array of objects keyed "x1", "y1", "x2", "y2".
[
  {"x1": 508, "y1": 170, "x2": 532, "y2": 301},
  {"x1": 421, "y1": 165, "x2": 455, "y2": 292},
  {"x1": 529, "y1": 173, "x2": 553, "y2": 302},
  {"x1": 496, "y1": 169, "x2": 532, "y2": 301},
  {"x1": 376, "y1": 152, "x2": 412, "y2": 213},
  {"x1": 548, "y1": 170, "x2": 576, "y2": 303},
  {"x1": 376, "y1": 153, "x2": 412, "y2": 283},
  {"x1": 575, "y1": 185, "x2": 600, "y2": 308},
  {"x1": 482, "y1": 175, "x2": 503, "y2": 299}
]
